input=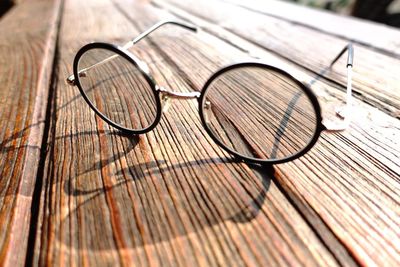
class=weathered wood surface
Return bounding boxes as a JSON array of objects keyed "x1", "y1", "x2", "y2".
[
  {"x1": 0, "y1": 0, "x2": 399, "y2": 266},
  {"x1": 224, "y1": 0, "x2": 400, "y2": 56},
  {"x1": 163, "y1": 0, "x2": 400, "y2": 119},
  {"x1": 154, "y1": 1, "x2": 400, "y2": 265},
  {"x1": 32, "y1": 0, "x2": 345, "y2": 265},
  {"x1": 0, "y1": 0, "x2": 61, "y2": 265}
]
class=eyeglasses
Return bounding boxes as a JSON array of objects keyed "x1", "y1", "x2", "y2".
[{"x1": 66, "y1": 20, "x2": 354, "y2": 164}]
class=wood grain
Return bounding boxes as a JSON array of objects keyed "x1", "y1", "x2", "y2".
[
  {"x1": 153, "y1": 0, "x2": 400, "y2": 265},
  {"x1": 0, "y1": 0, "x2": 61, "y2": 266},
  {"x1": 202, "y1": 67, "x2": 318, "y2": 160},
  {"x1": 77, "y1": 48, "x2": 159, "y2": 130},
  {"x1": 161, "y1": 0, "x2": 400, "y2": 119},
  {"x1": 30, "y1": 0, "x2": 357, "y2": 266},
  {"x1": 0, "y1": 0, "x2": 389, "y2": 266},
  {"x1": 224, "y1": 0, "x2": 400, "y2": 56}
]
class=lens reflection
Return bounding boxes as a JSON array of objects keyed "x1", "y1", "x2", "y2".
[
  {"x1": 77, "y1": 48, "x2": 157, "y2": 131},
  {"x1": 202, "y1": 66, "x2": 318, "y2": 161}
]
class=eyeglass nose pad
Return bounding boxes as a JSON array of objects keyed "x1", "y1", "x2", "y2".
[
  {"x1": 79, "y1": 71, "x2": 87, "y2": 78},
  {"x1": 161, "y1": 94, "x2": 172, "y2": 113},
  {"x1": 203, "y1": 100, "x2": 212, "y2": 123}
]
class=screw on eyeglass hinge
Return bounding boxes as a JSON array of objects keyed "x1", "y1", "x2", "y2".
[
  {"x1": 204, "y1": 100, "x2": 211, "y2": 109},
  {"x1": 66, "y1": 75, "x2": 76, "y2": 86},
  {"x1": 66, "y1": 72, "x2": 87, "y2": 86}
]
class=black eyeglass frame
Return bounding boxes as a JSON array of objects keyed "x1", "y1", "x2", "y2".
[{"x1": 68, "y1": 20, "x2": 354, "y2": 165}]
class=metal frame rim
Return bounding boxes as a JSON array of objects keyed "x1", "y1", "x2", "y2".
[
  {"x1": 73, "y1": 42, "x2": 162, "y2": 134},
  {"x1": 198, "y1": 61, "x2": 324, "y2": 164}
]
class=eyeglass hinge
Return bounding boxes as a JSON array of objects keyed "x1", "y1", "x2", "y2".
[{"x1": 66, "y1": 75, "x2": 76, "y2": 86}]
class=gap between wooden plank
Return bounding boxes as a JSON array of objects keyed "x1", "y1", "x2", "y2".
[{"x1": 25, "y1": 7, "x2": 64, "y2": 266}]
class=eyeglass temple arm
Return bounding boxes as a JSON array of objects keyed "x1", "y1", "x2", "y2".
[
  {"x1": 322, "y1": 43, "x2": 354, "y2": 132},
  {"x1": 66, "y1": 20, "x2": 197, "y2": 86},
  {"x1": 122, "y1": 20, "x2": 197, "y2": 49}
]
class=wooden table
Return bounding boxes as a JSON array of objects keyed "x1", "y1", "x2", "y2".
[{"x1": 0, "y1": 0, "x2": 399, "y2": 266}]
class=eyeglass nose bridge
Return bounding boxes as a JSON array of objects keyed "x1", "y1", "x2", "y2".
[{"x1": 157, "y1": 86, "x2": 200, "y2": 112}]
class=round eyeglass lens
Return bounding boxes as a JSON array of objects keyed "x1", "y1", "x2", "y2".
[
  {"x1": 76, "y1": 48, "x2": 158, "y2": 131},
  {"x1": 202, "y1": 65, "x2": 318, "y2": 161}
]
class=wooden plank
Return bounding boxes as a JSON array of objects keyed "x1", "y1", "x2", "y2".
[
  {"x1": 0, "y1": 0, "x2": 61, "y2": 266},
  {"x1": 161, "y1": 0, "x2": 400, "y2": 119},
  {"x1": 153, "y1": 0, "x2": 400, "y2": 265},
  {"x1": 223, "y1": 0, "x2": 400, "y2": 57},
  {"x1": 31, "y1": 0, "x2": 350, "y2": 266}
]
